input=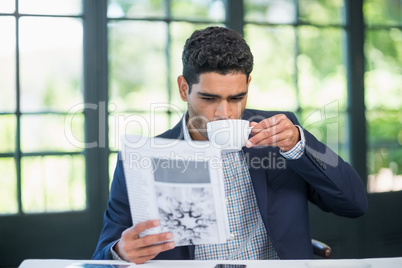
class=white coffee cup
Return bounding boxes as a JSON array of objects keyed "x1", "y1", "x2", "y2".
[{"x1": 206, "y1": 119, "x2": 253, "y2": 152}]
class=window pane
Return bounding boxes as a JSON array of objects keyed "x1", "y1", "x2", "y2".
[
  {"x1": 107, "y1": 0, "x2": 164, "y2": 18},
  {"x1": 21, "y1": 155, "x2": 86, "y2": 213},
  {"x1": 244, "y1": 0, "x2": 295, "y2": 24},
  {"x1": 244, "y1": 25, "x2": 297, "y2": 111},
  {"x1": 298, "y1": 0, "x2": 345, "y2": 25},
  {"x1": 0, "y1": 17, "x2": 16, "y2": 112},
  {"x1": 364, "y1": 0, "x2": 402, "y2": 26},
  {"x1": 0, "y1": 158, "x2": 18, "y2": 214},
  {"x1": 171, "y1": 0, "x2": 225, "y2": 21},
  {"x1": 19, "y1": 17, "x2": 83, "y2": 113},
  {"x1": 301, "y1": 109, "x2": 349, "y2": 161},
  {"x1": 0, "y1": 115, "x2": 16, "y2": 153},
  {"x1": 0, "y1": 0, "x2": 15, "y2": 13},
  {"x1": 365, "y1": 29, "x2": 402, "y2": 110},
  {"x1": 19, "y1": 0, "x2": 82, "y2": 15},
  {"x1": 21, "y1": 114, "x2": 84, "y2": 153},
  {"x1": 169, "y1": 22, "x2": 219, "y2": 112},
  {"x1": 109, "y1": 112, "x2": 170, "y2": 151},
  {"x1": 108, "y1": 21, "x2": 168, "y2": 112},
  {"x1": 298, "y1": 26, "x2": 347, "y2": 110},
  {"x1": 367, "y1": 111, "x2": 402, "y2": 193}
]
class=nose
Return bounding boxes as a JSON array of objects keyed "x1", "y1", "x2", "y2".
[{"x1": 215, "y1": 100, "x2": 231, "y2": 120}]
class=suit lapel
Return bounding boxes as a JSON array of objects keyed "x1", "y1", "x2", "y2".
[
  {"x1": 188, "y1": 245, "x2": 195, "y2": 259},
  {"x1": 242, "y1": 146, "x2": 269, "y2": 228},
  {"x1": 158, "y1": 116, "x2": 185, "y2": 140}
]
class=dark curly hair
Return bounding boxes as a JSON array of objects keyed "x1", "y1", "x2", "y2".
[{"x1": 182, "y1": 26, "x2": 254, "y2": 93}]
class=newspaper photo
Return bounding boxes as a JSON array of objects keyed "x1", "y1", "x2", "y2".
[{"x1": 121, "y1": 135, "x2": 230, "y2": 246}]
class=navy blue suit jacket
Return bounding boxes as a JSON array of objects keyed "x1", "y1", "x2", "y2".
[{"x1": 92, "y1": 109, "x2": 367, "y2": 260}]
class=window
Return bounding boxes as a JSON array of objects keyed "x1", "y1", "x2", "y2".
[
  {"x1": 0, "y1": 0, "x2": 85, "y2": 214},
  {"x1": 2, "y1": 0, "x2": 400, "y2": 216},
  {"x1": 244, "y1": 0, "x2": 349, "y2": 161},
  {"x1": 364, "y1": 0, "x2": 402, "y2": 193}
]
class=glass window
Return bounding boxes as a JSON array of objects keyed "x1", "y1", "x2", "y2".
[
  {"x1": 0, "y1": 0, "x2": 15, "y2": 13},
  {"x1": 107, "y1": 0, "x2": 165, "y2": 18},
  {"x1": 301, "y1": 109, "x2": 349, "y2": 161},
  {"x1": 298, "y1": 0, "x2": 345, "y2": 25},
  {"x1": 0, "y1": 1, "x2": 85, "y2": 215},
  {"x1": 244, "y1": 25, "x2": 297, "y2": 111},
  {"x1": 19, "y1": 0, "x2": 82, "y2": 15},
  {"x1": 108, "y1": 110, "x2": 179, "y2": 152},
  {"x1": 21, "y1": 114, "x2": 84, "y2": 153},
  {"x1": 364, "y1": 0, "x2": 402, "y2": 26},
  {"x1": 19, "y1": 17, "x2": 83, "y2": 113},
  {"x1": 365, "y1": 29, "x2": 402, "y2": 111},
  {"x1": 108, "y1": 21, "x2": 168, "y2": 112},
  {"x1": 171, "y1": 0, "x2": 225, "y2": 21},
  {"x1": 244, "y1": 0, "x2": 296, "y2": 24},
  {"x1": 244, "y1": 1, "x2": 349, "y2": 163},
  {"x1": 21, "y1": 155, "x2": 85, "y2": 213},
  {"x1": 0, "y1": 17, "x2": 16, "y2": 113},
  {"x1": 364, "y1": 1, "x2": 402, "y2": 193},
  {"x1": 298, "y1": 26, "x2": 347, "y2": 110},
  {"x1": 0, "y1": 158, "x2": 18, "y2": 214},
  {"x1": 0, "y1": 115, "x2": 16, "y2": 153},
  {"x1": 367, "y1": 111, "x2": 402, "y2": 193}
]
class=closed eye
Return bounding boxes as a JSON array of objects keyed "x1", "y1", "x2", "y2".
[
  {"x1": 201, "y1": 97, "x2": 216, "y2": 102},
  {"x1": 230, "y1": 96, "x2": 245, "y2": 102}
]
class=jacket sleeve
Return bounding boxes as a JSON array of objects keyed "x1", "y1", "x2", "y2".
[
  {"x1": 285, "y1": 112, "x2": 368, "y2": 217},
  {"x1": 92, "y1": 155, "x2": 132, "y2": 259}
]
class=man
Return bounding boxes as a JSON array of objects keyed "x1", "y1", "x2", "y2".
[{"x1": 92, "y1": 26, "x2": 367, "y2": 264}]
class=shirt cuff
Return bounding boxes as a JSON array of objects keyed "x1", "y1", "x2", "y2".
[
  {"x1": 280, "y1": 125, "x2": 305, "y2": 159},
  {"x1": 109, "y1": 240, "x2": 123, "y2": 260}
]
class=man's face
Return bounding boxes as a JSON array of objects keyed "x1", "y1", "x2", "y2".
[{"x1": 178, "y1": 72, "x2": 251, "y2": 141}]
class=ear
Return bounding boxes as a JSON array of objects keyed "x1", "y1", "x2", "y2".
[
  {"x1": 177, "y1": 75, "x2": 189, "y2": 101},
  {"x1": 247, "y1": 75, "x2": 252, "y2": 87}
]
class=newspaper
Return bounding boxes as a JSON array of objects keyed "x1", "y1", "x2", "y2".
[{"x1": 121, "y1": 135, "x2": 230, "y2": 246}]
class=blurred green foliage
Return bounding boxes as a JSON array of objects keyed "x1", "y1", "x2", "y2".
[{"x1": 363, "y1": 0, "x2": 402, "y2": 178}]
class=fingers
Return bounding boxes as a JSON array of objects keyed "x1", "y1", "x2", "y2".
[
  {"x1": 131, "y1": 231, "x2": 173, "y2": 249},
  {"x1": 129, "y1": 237, "x2": 175, "y2": 264},
  {"x1": 246, "y1": 115, "x2": 287, "y2": 147},
  {"x1": 246, "y1": 114, "x2": 300, "y2": 151},
  {"x1": 130, "y1": 219, "x2": 160, "y2": 238},
  {"x1": 116, "y1": 220, "x2": 175, "y2": 264},
  {"x1": 250, "y1": 114, "x2": 288, "y2": 135}
]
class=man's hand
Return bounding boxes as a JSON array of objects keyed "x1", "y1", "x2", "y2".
[
  {"x1": 115, "y1": 220, "x2": 175, "y2": 264},
  {"x1": 245, "y1": 114, "x2": 300, "y2": 152}
]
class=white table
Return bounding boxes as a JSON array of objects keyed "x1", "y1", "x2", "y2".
[{"x1": 19, "y1": 257, "x2": 402, "y2": 268}]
